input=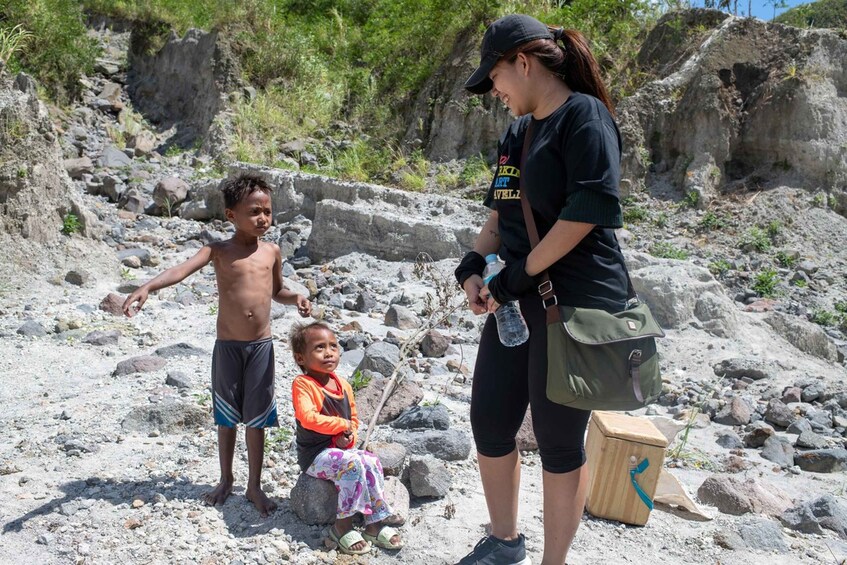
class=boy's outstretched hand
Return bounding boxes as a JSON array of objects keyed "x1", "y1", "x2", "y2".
[
  {"x1": 122, "y1": 287, "x2": 149, "y2": 317},
  {"x1": 296, "y1": 295, "x2": 312, "y2": 318}
]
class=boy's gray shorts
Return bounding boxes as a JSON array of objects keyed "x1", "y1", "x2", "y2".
[{"x1": 211, "y1": 337, "x2": 278, "y2": 429}]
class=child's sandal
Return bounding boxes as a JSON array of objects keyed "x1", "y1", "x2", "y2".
[
  {"x1": 329, "y1": 527, "x2": 370, "y2": 555},
  {"x1": 362, "y1": 525, "x2": 403, "y2": 550}
]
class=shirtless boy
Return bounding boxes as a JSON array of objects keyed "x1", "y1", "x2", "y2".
[{"x1": 122, "y1": 173, "x2": 311, "y2": 516}]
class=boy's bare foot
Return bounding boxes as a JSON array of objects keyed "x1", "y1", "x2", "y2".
[
  {"x1": 332, "y1": 525, "x2": 368, "y2": 552},
  {"x1": 246, "y1": 486, "x2": 277, "y2": 517},
  {"x1": 202, "y1": 477, "x2": 234, "y2": 507}
]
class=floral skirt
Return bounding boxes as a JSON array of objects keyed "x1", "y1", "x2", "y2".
[{"x1": 306, "y1": 448, "x2": 393, "y2": 523}]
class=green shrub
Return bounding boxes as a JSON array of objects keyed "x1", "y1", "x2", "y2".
[
  {"x1": 349, "y1": 369, "x2": 371, "y2": 392},
  {"x1": 775, "y1": 250, "x2": 796, "y2": 268},
  {"x1": 708, "y1": 259, "x2": 731, "y2": 278},
  {"x1": 835, "y1": 301, "x2": 847, "y2": 314},
  {"x1": 752, "y1": 268, "x2": 779, "y2": 298},
  {"x1": 699, "y1": 211, "x2": 725, "y2": 231},
  {"x1": 623, "y1": 204, "x2": 649, "y2": 224},
  {"x1": 766, "y1": 220, "x2": 782, "y2": 238},
  {"x1": 459, "y1": 154, "x2": 493, "y2": 187},
  {"x1": 649, "y1": 242, "x2": 689, "y2": 260},
  {"x1": 1, "y1": 0, "x2": 100, "y2": 102},
  {"x1": 739, "y1": 227, "x2": 771, "y2": 253},
  {"x1": 811, "y1": 309, "x2": 836, "y2": 326},
  {"x1": 654, "y1": 212, "x2": 669, "y2": 228},
  {"x1": 61, "y1": 213, "x2": 81, "y2": 235}
]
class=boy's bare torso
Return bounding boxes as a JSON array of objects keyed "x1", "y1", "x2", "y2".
[{"x1": 210, "y1": 239, "x2": 278, "y2": 341}]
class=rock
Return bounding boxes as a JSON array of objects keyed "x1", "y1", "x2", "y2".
[
  {"x1": 355, "y1": 376, "x2": 423, "y2": 425},
  {"x1": 355, "y1": 341, "x2": 401, "y2": 378},
  {"x1": 99, "y1": 293, "x2": 125, "y2": 316},
  {"x1": 394, "y1": 429, "x2": 472, "y2": 461},
  {"x1": 64, "y1": 156, "x2": 94, "y2": 179},
  {"x1": 113, "y1": 355, "x2": 167, "y2": 376},
  {"x1": 16, "y1": 320, "x2": 47, "y2": 337},
  {"x1": 801, "y1": 381, "x2": 826, "y2": 403},
  {"x1": 765, "y1": 312, "x2": 838, "y2": 362},
  {"x1": 516, "y1": 410, "x2": 538, "y2": 451},
  {"x1": 630, "y1": 261, "x2": 737, "y2": 333},
  {"x1": 795, "y1": 430, "x2": 829, "y2": 450},
  {"x1": 786, "y1": 418, "x2": 813, "y2": 436},
  {"x1": 153, "y1": 177, "x2": 190, "y2": 210},
  {"x1": 83, "y1": 330, "x2": 120, "y2": 346},
  {"x1": 117, "y1": 248, "x2": 153, "y2": 267},
  {"x1": 119, "y1": 188, "x2": 148, "y2": 213},
  {"x1": 384, "y1": 305, "x2": 419, "y2": 330},
  {"x1": 100, "y1": 175, "x2": 124, "y2": 202},
  {"x1": 716, "y1": 432, "x2": 744, "y2": 449},
  {"x1": 155, "y1": 343, "x2": 206, "y2": 358},
  {"x1": 390, "y1": 404, "x2": 450, "y2": 430},
  {"x1": 165, "y1": 371, "x2": 192, "y2": 390},
  {"x1": 127, "y1": 130, "x2": 156, "y2": 156},
  {"x1": 97, "y1": 82, "x2": 123, "y2": 111},
  {"x1": 121, "y1": 255, "x2": 142, "y2": 268},
  {"x1": 781, "y1": 387, "x2": 802, "y2": 404},
  {"x1": 368, "y1": 442, "x2": 406, "y2": 477},
  {"x1": 712, "y1": 358, "x2": 776, "y2": 381},
  {"x1": 289, "y1": 474, "x2": 336, "y2": 525},
  {"x1": 764, "y1": 399, "x2": 796, "y2": 428},
  {"x1": 382, "y1": 476, "x2": 410, "y2": 526},
  {"x1": 743, "y1": 421, "x2": 775, "y2": 448},
  {"x1": 736, "y1": 519, "x2": 789, "y2": 553},
  {"x1": 354, "y1": 292, "x2": 376, "y2": 313},
  {"x1": 420, "y1": 329, "x2": 449, "y2": 358},
  {"x1": 98, "y1": 145, "x2": 133, "y2": 168},
  {"x1": 760, "y1": 436, "x2": 795, "y2": 468},
  {"x1": 64, "y1": 270, "x2": 90, "y2": 286},
  {"x1": 780, "y1": 495, "x2": 847, "y2": 539},
  {"x1": 793, "y1": 449, "x2": 847, "y2": 473},
  {"x1": 407, "y1": 455, "x2": 451, "y2": 498},
  {"x1": 121, "y1": 400, "x2": 208, "y2": 434},
  {"x1": 713, "y1": 397, "x2": 752, "y2": 426},
  {"x1": 696, "y1": 475, "x2": 792, "y2": 517}
]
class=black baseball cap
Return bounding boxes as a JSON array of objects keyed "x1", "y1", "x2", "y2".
[{"x1": 464, "y1": 14, "x2": 554, "y2": 95}]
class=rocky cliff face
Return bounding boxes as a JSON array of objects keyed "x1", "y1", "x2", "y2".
[
  {"x1": 0, "y1": 69, "x2": 79, "y2": 242},
  {"x1": 402, "y1": 29, "x2": 512, "y2": 162},
  {"x1": 127, "y1": 28, "x2": 241, "y2": 151},
  {"x1": 619, "y1": 10, "x2": 847, "y2": 209}
]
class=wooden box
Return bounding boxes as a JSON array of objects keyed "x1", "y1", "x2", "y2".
[{"x1": 584, "y1": 411, "x2": 668, "y2": 526}]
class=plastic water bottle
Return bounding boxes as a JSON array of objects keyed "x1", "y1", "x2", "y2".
[{"x1": 482, "y1": 254, "x2": 530, "y2": 347}]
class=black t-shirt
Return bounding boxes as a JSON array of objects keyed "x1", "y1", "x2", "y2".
[{"x1": 484, "y1": 92, "x2": 628, "y2": 311}]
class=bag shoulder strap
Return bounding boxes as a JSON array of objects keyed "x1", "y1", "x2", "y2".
[{"x1": 518, "y1": 121, "x2": 636, "y2": 325}]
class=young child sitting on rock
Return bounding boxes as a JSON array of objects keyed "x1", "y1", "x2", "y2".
[
  {"x1": 290, "y1": 321, "x2": 403, "y2": 555},
  {"x1": 122, "y1": 173, "x2": 311, "y2": 517}
]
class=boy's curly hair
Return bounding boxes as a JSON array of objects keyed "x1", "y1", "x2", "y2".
[
  {"x1": 221, "y1": 173, "x2": 272, "y2": 209},
  {"x1": 289, "y1": 321, "x2": 333, "y2": 359}
]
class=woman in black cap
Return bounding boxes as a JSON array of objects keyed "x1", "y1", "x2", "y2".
[{"x1": 454, "y1": 13, "x2": 627, "y2": 565}]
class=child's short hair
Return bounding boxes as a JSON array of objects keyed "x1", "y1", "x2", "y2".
[
  {"x1": 289, "y1": 321, "x2": 334, "y2": 358},
  {"x1": 221, "y1": 173, "x2": 272, "y2": 209}
]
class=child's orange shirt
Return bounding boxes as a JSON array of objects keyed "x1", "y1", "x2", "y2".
[{"x1": 291, "y1": 373, "x2": 359, "y2": 470}]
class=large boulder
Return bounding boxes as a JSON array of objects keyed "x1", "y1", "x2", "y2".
[{"x1": 215, "y1": 166, "x2": 486, "y2": 262}]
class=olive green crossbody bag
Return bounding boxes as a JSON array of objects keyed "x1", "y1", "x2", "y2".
[{"x1": 520, "y1": 123, "x2": 664, "y2": 411}]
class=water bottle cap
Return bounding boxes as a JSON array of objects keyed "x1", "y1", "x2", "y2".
[{"x1": 485, "y1": 254, "x2": 498, "y2": 264}]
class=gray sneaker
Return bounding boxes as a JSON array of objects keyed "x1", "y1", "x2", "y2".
[{"x1": 455, "y1": 534, "x2": 531, "y2": 565}]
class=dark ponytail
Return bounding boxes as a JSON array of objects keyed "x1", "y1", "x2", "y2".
[{"x1": 504, "y1": 27, "x2": 614, "y2": 117}]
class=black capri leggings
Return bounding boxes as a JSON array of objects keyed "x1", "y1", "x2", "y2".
[{"x1": 470, "y1": 294, "x2": 591, "y2": 474}]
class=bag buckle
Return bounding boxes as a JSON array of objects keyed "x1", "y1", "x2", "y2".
[
  {"x1": 538, "y1": 280, "x2": 554, "y2": 297},
  {"x1": 538, "y1": 280, "x2": 557, "y2": 308},
  {"x1": 542, "y1": 294, "x2": 558, "y2": 309}
]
